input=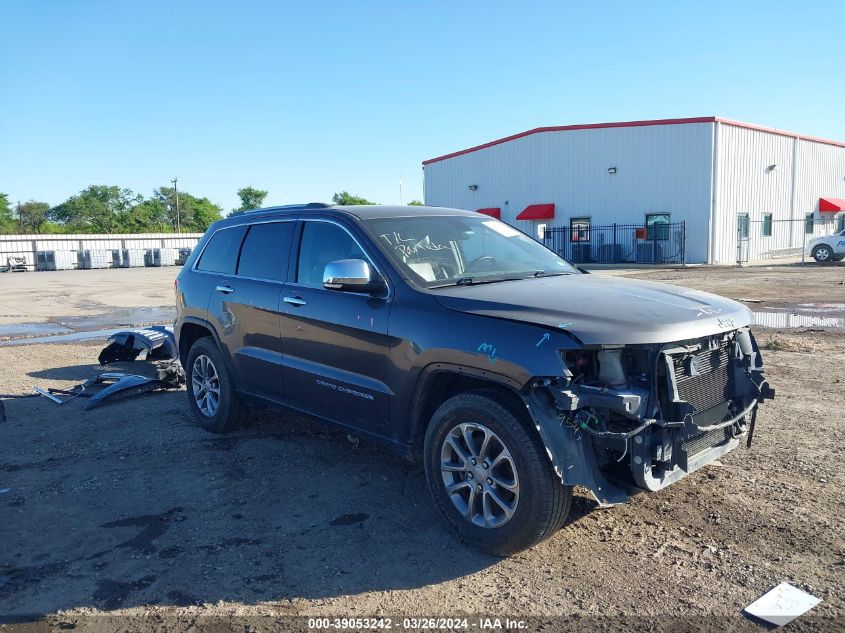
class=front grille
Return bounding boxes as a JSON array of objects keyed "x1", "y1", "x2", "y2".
[{"x1": 672, "y1": 339, "x2": 732, "y2": 413}]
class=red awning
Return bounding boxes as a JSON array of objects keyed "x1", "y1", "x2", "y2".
[
  {"x1": 477, "y1": 207, "x2": 501, "y2": 219},
  {"x1": 819, "y1": 197, "x2": 845, "y2": 213},
  {"x1": 516, "y1": 203, "x2": 555, "y2": 221}
]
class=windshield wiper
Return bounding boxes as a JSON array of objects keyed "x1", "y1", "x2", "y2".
[
  {"x1": 532, "y1": 270, "x2": 573, "y2": 277},
  {"x1": 431, "y1": 276, "x2": 525, "y2": 289}
]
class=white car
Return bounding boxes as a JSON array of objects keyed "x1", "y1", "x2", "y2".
[{"x1": 807, "y1": 227, "x2": 845, "y2": 262}]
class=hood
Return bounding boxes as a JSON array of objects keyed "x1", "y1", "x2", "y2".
[{"x1": 432, "y1": 274, "x2": 753, "y2": 346}]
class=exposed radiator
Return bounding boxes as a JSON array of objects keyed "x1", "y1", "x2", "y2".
[{"x1": 672, "y1": 340, "x2": 732, "y2": 413}]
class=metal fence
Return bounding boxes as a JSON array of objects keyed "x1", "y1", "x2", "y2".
[
  {"x1": 736, "y1": 217, "x2": 843, "y2": 264},
  {"x1": 542, "y1": 222, "x2": 686, "y2": 265}
]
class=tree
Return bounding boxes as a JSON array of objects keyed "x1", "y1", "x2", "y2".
[
  {"x1": 332, "y1": 191, "x2": 376, "y2": 205},
  {"x1": 232, "y1": 186, "x2": 269, "y2": 214},
  {"x1": 49, "y1": 186, "x2": 142, "y2": 233},
  {"x1": 0, "y1": 193, "x2": 15, "y2": 233},
  {"x1": 151, "y1": 186, "x2": 223, "y2": 232},
  {"x1": 17, "y1": 200, "x2": 51, "y2": 233},
  {"x1": 408, "y1": 200, "x2": 424, "y2": 206},
  {"x1": 127, "y1": 198, "x2": 172, "y2": 233}
]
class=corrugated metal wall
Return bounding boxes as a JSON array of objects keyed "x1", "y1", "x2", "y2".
[
  {"x1": 0, "y1": 233, "x2": 203, "y2": 269},
  {"x1": 424, "y1": 122, "x2": 715, "y2": 263},
  {"x1": 795, "y1": 139, "x2": 845, "y2": 236},
  {"x1": 712, "y1": 123, "x2": 845, "y2": 263}
]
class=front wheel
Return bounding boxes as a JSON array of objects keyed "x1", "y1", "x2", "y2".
[
  {"x1": 423, "y1": 392, "x2": 571, "y2": 556},
  {"x1": 812, "y1": 244, "x2": 834, "y2": 262}
]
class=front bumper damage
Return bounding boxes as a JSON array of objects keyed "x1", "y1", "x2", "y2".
[{"x1": 523, "y1": 327, "x2": 775, "y2": 506}]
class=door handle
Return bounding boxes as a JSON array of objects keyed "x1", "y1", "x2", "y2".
[
  {"x1": 215, "y1": 285, "x2": 235, "y2": 294},
  {"x1": 283, "y1": 296, "x2": 307, "y2": 307}
]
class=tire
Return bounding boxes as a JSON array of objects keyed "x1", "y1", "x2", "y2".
[
  {"x1": 423, "y1": 392, "x2": 572, "y2": 556},
  {"x1": 185, "y1": 336, "x2": 248, "y2": 433},
  {"x1": 812, "y1": 244, "x2": 834, "y2": 263}
]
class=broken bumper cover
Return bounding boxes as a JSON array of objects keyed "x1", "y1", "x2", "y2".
[{"x1": 523, "y1": 328, "x2": 775, "y2": 506}]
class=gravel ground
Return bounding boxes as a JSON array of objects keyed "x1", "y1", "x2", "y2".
[{"x1": 0, "y1": 265, "x2": 843, "y2": 632}]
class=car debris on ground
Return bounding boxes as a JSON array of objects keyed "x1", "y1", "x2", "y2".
[
  {"x1": 744, "y1": 582, "x2": 822, "y2": 626},
  {"x1": 31, "y1": 327, "x2": 184, "y2": 410},
  {"x1": 97, "y1": 325, "x2": 178, "y2": 364}
]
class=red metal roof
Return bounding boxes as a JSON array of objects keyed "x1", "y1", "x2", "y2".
[
  {"x1": 476, "y1": 207, "x2": 501, "y2": 218},
  {"x1": 422, "y1": 116, "x2": 845, "y2": 165},
  {"x1": 819, "y1": 197, "x2": 845, "y2": 213},
  {"x1": 515, "y1": 203, "x2": 555, "y2": 221}
]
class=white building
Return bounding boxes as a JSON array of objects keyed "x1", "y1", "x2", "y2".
[{"x1": 422, "y1": 117, "x2": 845, "y2": 264}]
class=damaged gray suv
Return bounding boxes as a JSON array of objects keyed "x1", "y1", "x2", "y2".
[{"x1": 175, "y1": 203, "x2": 774, "y2": 555}]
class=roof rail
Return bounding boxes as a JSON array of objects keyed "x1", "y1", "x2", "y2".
[{"x1": 245, "y1": 202, "x2": 332, "y2": 214}]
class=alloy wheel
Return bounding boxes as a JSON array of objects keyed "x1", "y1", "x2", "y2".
[
  {"x1": 440, "y1": 422, "x2": 520, "y2": 528},
  {"x1": 191, "y1": 354, "x2": 220, "y2": 417}
]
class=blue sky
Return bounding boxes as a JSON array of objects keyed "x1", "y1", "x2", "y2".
[{"x1": 1, "y1": 0, "x2": 843, "y2": 213}]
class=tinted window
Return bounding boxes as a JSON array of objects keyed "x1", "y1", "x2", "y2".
[
  {"x1": 237, "y1": 222, "x2": 295, "y2": 281},
  {"x1": 296, "y1": 222, "x2": 367, "y2": 287},
  {"x1": 761, "y1": 213, "x2": 773, "y2": 237},
  {"x1": 196, "y1": 226, "x2": 246, "y2": 274}
]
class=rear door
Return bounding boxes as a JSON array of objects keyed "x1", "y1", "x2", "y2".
[
  {"x1": 280, "y1": 218, "x2": 393, "y2": 436},
  {"x1": 202, "y1": 221, "x2": 295, "y2": 399}
]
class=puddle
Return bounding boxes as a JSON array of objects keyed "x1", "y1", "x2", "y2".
[
  {"x1": 0, "y1": 322, "x2": 75, "y2": 338},
  {"x1": 753, "y1": 303, "x2": 845, "y2": 329},
  {"x1": 56, "y1": 307, "x2": 175, "y2": 331},
  {"x1": 0, "y1": 327, "x2": 131, "y2": 347}
]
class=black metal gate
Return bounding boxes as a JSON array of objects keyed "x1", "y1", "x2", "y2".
[{"x1": 543, "y1": 222, "x2": 686, "y2": 265}]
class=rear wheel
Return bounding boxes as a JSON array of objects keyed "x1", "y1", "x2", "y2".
[
  {"x1": 185, "y1": 337, "x2": 248, "y2": 433},
  {"x1": 424, "y1": 392, "x2": 571, "y2": 556},
  {"x1": 812, "y1": 244, "x2": 834, "y2": 262}
]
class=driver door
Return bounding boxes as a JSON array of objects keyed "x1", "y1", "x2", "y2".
[{"x1": 280, "y1": 219, "x2": 393, "y2": 437}]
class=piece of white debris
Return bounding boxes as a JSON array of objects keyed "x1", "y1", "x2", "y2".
[{"x1": 744, "y1": 582, "x2": 821, "y2": 626}]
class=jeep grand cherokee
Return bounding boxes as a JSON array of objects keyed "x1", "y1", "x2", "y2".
[{"x1": 174, "y1": 203, "x2": 773, "y2": 555}]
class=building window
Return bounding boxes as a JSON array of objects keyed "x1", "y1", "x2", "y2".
[
  {"x1": 737, "y1": 213, "x2": 750, "y2": 239},
  {"x1": 761, "y1": 213, "x2": 773, "y2": 237},
  {"x1": 570, "y1": 217, "x2": 590, "y2": 242},
  {"x1": 645, "y1": 213, "x2": 670, "y2": 240},
  {"x1": 805, "y1": 213, "x2": 815, "y2": 235}
]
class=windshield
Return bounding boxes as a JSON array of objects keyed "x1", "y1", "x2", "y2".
[{"x1": 363, "y1": 215, "x2": 579, "y2": 287}]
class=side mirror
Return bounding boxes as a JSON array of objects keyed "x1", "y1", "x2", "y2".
[{"x1": 323, "y1": 259, "x2": 384, "y2": 294}]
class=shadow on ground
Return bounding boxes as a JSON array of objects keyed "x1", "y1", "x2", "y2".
[{"x1": 1, "y1": 377, "x2": 598, "y2": 621}]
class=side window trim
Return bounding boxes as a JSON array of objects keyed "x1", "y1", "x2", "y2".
[
  {"x1": 290, "y1": 217, "x2": 391, "y2": 298},
  {"x1": 234, "y1": 219, "x2": 297, "y2": 283}
]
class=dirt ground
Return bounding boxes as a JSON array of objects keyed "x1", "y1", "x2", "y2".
[{"x1": 1, "y1": 264, "x2": 844, "y2": 632}]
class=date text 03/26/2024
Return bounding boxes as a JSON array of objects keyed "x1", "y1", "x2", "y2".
[{"x1": 308, "y1": 617, "x2": 527, "y2": 630}]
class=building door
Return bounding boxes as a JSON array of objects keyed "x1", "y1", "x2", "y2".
[{"x1": 736, "y1": 213, "x2": 750, "y2": 264}]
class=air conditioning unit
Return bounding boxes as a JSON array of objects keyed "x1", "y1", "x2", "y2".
[
  {"x1": 636, "y1": 242, "x2": 665, "y2": 264},
  {"x1": 569, "y1": 243, "x2": 591, "y2": 263},
  {"x1": 596, "y1": 243, "x2": 623, "y2": 263}
]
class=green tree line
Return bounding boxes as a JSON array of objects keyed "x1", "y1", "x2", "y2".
[{"x1": 0, "y1": 187, "x2": 398, "y2": 234}]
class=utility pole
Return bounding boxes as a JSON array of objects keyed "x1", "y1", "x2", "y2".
[
  {"x1": 399, "y1": 175, "x2": 404, "y2": 206},
  {"x1": 171, "y1": 177, "x2": 181, "y2": 232}
]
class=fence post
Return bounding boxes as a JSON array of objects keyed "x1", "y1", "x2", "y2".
[
  {"x1": 612, "y1": 223, "x2": 617, "y2": 263},
  {"x1": 681, "y1": 221, "x2": 686, "y2": 266}
]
